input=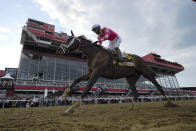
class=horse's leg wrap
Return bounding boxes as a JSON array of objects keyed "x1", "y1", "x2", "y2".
[
  {"x1": 65, "y1": 97, "x2": 82, "y2": 113},
  {"x1": 62, "y1": 73, "x2": 90, "y2": 101},
  {"x1": 61, "y1": 88, "x2": 71, "y2": 101}
]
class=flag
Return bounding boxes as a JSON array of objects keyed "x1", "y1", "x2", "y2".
[
  {"x1": 52, "y1": 89, "x2": 55, "y2": 94},
  {"x1": 44, "y1": 88, "x2": 48, "y2": 98}
]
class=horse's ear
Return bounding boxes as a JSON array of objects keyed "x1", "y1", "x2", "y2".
[
  {"x1": 92, "y1": 41, "x2": 98, "y2": 44},
  {"x1": 71, "y1": 30, "x2": 75, "y2": 37}
]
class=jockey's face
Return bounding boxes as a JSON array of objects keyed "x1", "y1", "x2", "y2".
[{"x1": 93, "y1": 28, "x2": 101, "y2": 35}]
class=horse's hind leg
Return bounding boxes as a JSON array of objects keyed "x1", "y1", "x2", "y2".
[
  {"x1": 145, "y1": 76, "x2": 178, "y2": 106},
  {"x1": 142, "y1": 70, "x2": 170, "y2": 102},
  {"x1": 62, "y1": 73, "x2": 91, "y2": 101},
  {"x1": 126, "y1": 75, "x2": 140, "y2": 110}
]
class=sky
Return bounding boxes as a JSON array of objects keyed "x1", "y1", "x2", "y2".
[{"x1": 0, "y1": 0, "x2": 196, "y2": 87}]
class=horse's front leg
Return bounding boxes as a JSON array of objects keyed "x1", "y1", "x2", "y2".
[
  {"x1": 61, "y1": 73, "x2": 91, "y2": 101},
  {"x1": 64, "y1": 69, "x2": 102, "y2": 114}
]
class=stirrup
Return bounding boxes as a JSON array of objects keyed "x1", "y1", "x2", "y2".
[
  {"x1": 117, "y1": 55, "x2": 124, "y2": 62},
  {"x1": 118, "y1": 58, "x2": 124, "y2": 62}
]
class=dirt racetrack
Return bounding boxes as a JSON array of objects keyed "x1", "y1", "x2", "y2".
[{"x1": 0, "y1": 100, "x2": 196, "y2": 131}]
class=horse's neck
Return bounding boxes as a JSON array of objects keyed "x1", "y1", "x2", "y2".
[{"x1": 80, "y1": 42, "x2": 101, "y2": 59}]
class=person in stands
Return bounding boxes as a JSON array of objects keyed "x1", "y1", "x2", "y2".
[{"x1": 91, "y1": 24, "x2": 123, "y2": 61}]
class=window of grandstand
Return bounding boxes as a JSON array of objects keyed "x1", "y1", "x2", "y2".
[
  {"x1": 27, "y1": 26, "x2": 45, "y2": 33},
  {"x1": 5, "y1": 68, "x2": 18, "y2": 79},
  {"x1": 28, "y1": 19, "x2": 43, "y2": 26},
  {"x1": 18, "y1": 51, "x2": 130, "y2": 86},
  {"x1": 55, "y1": 33, "x2": 61, "y2": 37},
  {"x1": 47, "y1": 25, "x2": 54, "y2": 30}
]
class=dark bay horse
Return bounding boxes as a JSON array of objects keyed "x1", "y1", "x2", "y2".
[{"x1": 56, "y1": 31, "x2": 172, "y2": 113}]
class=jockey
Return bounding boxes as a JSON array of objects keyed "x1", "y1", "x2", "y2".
[{"x1": 91, "y1": 24, "x2": 123, "y2": 61}]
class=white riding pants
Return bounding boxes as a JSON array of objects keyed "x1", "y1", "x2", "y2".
[{"x1": 108, "y1": 36, "x2": 121, "y2": 50}]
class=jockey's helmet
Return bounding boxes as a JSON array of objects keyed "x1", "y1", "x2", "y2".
[{"x1": 92, "y1": 24, "x2": 101, "y2": 34}]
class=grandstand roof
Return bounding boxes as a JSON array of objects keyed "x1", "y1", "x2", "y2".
[
  {"x1": 180, "y1": 87, "x2": 196, "y2": 91},
  {"x1": 1, "y1": 73, "x2": 14, "y2": 80},
  {"x1": 142, "y1": 53, "x2": 184, "y2": 74}
]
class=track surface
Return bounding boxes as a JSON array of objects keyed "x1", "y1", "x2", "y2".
[{"x1": 0, "y1": 100, "x2": 196, "y2": 131}]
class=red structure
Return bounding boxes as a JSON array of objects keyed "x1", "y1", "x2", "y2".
[
  {"x1": 0, "y1": 73, "x2": 15, "y2": 97},
  {"x1": 143, "y1": 53, "x2": 184, "y2": 71},
  {"x1": 26, "y1": 18, "x2": 68, "y2": 43},
  {"x1": 0, "y1": 70, "x2": 5, "y2": 77}
]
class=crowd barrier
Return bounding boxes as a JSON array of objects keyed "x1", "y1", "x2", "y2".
[{"x1": 0, "y1": 95, "x2": 195, "y2": 108}]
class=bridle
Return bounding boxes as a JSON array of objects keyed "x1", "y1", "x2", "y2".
[
  {"x1": 59, "y1": 36, "x2": 81, "y2": 54},
  {"x1": 64, "y1": 37, "x2": 77, "y2": 48},
  {"x1": 57, "y1": 32, "x2": 99, "y2": 55}
]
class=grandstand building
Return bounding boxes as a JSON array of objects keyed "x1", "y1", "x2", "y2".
[{"x1": 14, "y1": 18, "x2": 185, "y2": 96}]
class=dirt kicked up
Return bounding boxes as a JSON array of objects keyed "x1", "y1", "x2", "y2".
[{"x1": 0, "y1": 100, "x2": 196, "y2": 131}]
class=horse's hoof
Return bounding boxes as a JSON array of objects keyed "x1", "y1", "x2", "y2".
[
  {"x1": 65, "y1": 108, "x2": 74, "y2": 114},
  {"x1": 63, "y1": 111, "x2": 73, "y2": 116}
]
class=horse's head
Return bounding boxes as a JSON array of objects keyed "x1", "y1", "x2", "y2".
[{"x1": 56, "y1": 30, "x2": 81, "y2": 55}]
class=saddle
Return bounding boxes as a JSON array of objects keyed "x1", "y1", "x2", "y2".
[
  {"x1": 107, "y1": 49, "x2": 135, "y2": 67},
  {"x1": 91, "y1": 43, "x2": 135, "y2": 67}
]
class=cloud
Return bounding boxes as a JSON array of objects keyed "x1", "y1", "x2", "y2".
[
  {"x1": 34, "y1": 0, "x2": 183, "y2": 53},
  {"x1": 34, "y1": 0, "x2": 99, "y2": 36},
  {"x1": 0, "y1": 34, "x2": 8, "y2": 40},
  {"x1": 0, "y1": 27, "x2": 10, "y2": 40},
  {"x1": 0, "y1": 44, "x2": 21, "y2": 69},
  {"x1": 0, "y1": 22, "x2": 23, "y2": 69},
  {"x1": 34, "y1": 0, "x2": 196, "y2": 86},
  {"x1": 0, "y1": 27, "x2": 10, "y2": 33}
]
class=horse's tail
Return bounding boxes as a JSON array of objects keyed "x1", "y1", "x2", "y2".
[
  {"x1": 134, "y1": 55, "x2": 169, "y2": 100},
  {"x1": 132, "y1": 54, "x2": 156, "y2": 78}
]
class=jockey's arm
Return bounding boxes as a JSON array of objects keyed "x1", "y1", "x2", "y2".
[
  {"x1": 103, "y1": 29, "x2": 110, "y2": 40},
  {"x1": 98, "y1": 38, "x2": 104, "y2": 45},
  {"x1": 98, "y1": 29, "x2": 110, "y2": 45}
]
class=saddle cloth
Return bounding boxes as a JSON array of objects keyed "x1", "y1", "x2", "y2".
[
  {"x1": 114, "y1": 52, "x2": 135, "y2": 67},
  {"x1": 107, "y1": 49, "x2": 135, "y2": 67}
]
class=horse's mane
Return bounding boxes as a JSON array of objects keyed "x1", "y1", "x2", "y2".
[
  {"x1": 78, "y1": 35, "x2": 113, "y2": 59},
  {"x1": 78, "y1": 35, "x2": 92, "y2": 43},
  {"x1": 78, "y1": 35, "x2": 104, "y2": 49}
]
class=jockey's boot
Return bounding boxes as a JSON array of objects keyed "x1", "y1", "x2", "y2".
[{"x1": 114, "y1": 47, "x2": 124, "y2": 62}]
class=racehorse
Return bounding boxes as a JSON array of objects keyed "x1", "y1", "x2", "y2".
[{"x1": 56, "y1": 31, "x2": 173, "y2": 114}]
